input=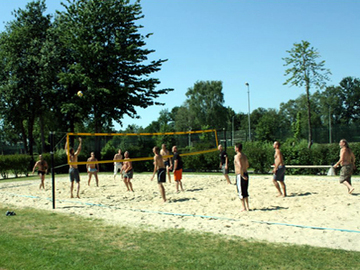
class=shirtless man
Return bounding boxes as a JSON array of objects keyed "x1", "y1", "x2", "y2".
[
  {"x1": 218, "y1": 144, "x2": 231, "y2": 184},
  {"x1": 87, "y1": 152, "x2": 99, "y2": 187},
  {"x1": 334, "y1": 139, "x2": 355, "y2": 194},
  {"x1": 65, "y1": 137, "x2": 82, "y2": 198},
  {"x1": 234, "y1": 143, "x2": 250, "y2": 212},
  {"x1": 160, "y1": 144, "x2": 172, "y2": 183},
  {"x1": 121, "y1": 151, "x2": 134, "y2": 192},
  {"x1": 32, "y1": 154, "x2": 48, "y2": 189},
  {"x1": 273, "y1": 141, "x2": 286, "y2": 197},
  {"x1": 113, "y1": 149, "x2": 123, "y2": 180},
  {"x1": 151, "y1": 146, "x2": 167, "y2": 202}
]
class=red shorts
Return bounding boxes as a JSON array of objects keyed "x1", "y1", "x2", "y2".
[{"x1": 174, "y1": 169, "x2": 182, "y2": 181}]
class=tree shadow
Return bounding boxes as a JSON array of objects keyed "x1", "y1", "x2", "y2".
[{"x1": 254, "y1": 206, "x2": 289, "y2": 212}]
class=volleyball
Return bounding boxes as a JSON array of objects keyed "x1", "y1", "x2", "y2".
[{"x1": 77, "y1": 91, "x2": 83, "y2": 97}]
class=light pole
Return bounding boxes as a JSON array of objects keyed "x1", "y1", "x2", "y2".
[
  {"x1": 245, "y1": 82, "x2": 251, "y2": 141},
  {"x1": 232, "y1": 115, "x2": 235, "y2": 146},
  {"x1": 329, "y1": 105, "x2": 332, "y2": 143}
]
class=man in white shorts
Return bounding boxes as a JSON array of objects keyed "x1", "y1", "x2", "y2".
[{"x1": 113, "y1": 149, "x2": 123, "y2": 179}]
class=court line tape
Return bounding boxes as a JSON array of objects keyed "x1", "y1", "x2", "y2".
[{"x1": 1, "y1": 191, "x2": 360, "y2": 234}]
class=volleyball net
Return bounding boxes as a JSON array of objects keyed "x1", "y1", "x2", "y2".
[{"x1": 65, "y1": 129, "x2": 219, "y2": 166}]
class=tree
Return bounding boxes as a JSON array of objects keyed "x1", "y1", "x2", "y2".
[
  {"x1": 283, "y1": 40, "x2": 331, "y2": 148},
  {"x1": 253, "y1": 108, "x2": 283, "y2": 142},
  {"x1": 280, "y1": 94, "x2": 322, "y2": 142},
  {"x1": 178, "y1": 80, "x2": 228, "y2": 131},
  {"x1": 336, "y1": 77, "x2": 360, "y2": 124},
  {"x1": 0, "y1": 0, "x2": 54, "y2": 157},
  {"x1": 55, "y1": 0, "x2": 173, "y2": 134}
]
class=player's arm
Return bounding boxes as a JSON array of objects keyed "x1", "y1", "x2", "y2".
[
  {"x1": 32, "y1": 161, "x2": 39, "y2": 173},
  {"x1": 44, "y1": 161, "x2": 48, "y2": 173},
  {"x1": 334, "y1": 149, "x2": 344, "y2": 168},
  {"x1": 126, "y1": 161, "x2": 133, "y2": 172},
  {"x1": 86, "y1": 158, "x2": 90, "y2": 170},
  {"x1": 65, "y1": 141, "x2": 69, "y2": 156},
  {"x1": 74, "y1": 137, "x2": 82, "y2": 156},
  {"x1": 151, "y1": 157, "x2": 157, "y2": 180},
  {"x1": 225, "y1": 155, "x2": 228, "y2": 169},
  {"x1": 173, "y1": 159, "x2": 178, "y2": 172},
  {"x1": 239, "y1": 154, "x2": 248, "y2": 180}
]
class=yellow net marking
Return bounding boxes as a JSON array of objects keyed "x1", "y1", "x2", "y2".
[{"x1": 66, "y1": 129, "x2": 218, "y2": 166}]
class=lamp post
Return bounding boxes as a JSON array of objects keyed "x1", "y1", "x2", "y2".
[
  {"x1": 232, "y1": 115, "x2": 235, "y2": 146},
  {"x1": 329, "y1": 105, "x2": 332, "y2": 143},
  {"x1": 245, "y1": 82, "x2": 251, "y2": 141}
]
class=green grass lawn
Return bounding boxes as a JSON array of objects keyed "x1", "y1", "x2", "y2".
[{"x1": 0, "y1": 206, "x2": 359, "y2": 270}]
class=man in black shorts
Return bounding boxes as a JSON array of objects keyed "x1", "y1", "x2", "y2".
[
  {"x1": 32, "y1": 154, "x2": 48, "y2": 189},
  {"x1": 151, "y1": 146, "x2": 167, "y2": 202},
  {"x1": 160, "y1": 144, "x2": 172, "y2": 183}
]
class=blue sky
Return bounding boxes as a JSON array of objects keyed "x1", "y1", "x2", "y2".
[{"x1": 1, "y1": 0, "x2": 359, "y2": 129}]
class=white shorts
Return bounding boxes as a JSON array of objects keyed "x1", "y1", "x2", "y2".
[{"x1": 114, "y1": 163, "x2": 122, "y2": 175}]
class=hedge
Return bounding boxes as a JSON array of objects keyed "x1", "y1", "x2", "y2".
[{"x1": 1, "y1": 141, "x2": 358, "y2": 177}]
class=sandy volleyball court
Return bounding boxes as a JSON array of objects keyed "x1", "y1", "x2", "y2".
[{"x1": 0, "y1": 173, "x2": 359, "y2": 252}]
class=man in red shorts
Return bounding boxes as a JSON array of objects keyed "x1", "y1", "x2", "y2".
[{"x1": 170, "y1": 145, "x2": 184, "y2": 193}]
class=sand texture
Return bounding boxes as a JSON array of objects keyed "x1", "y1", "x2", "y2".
[{"x1": 0, "y1": 173, "x2": 359, "y2": 251}]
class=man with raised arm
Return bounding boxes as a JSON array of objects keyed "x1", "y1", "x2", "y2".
[
  {"x1": 160, "y1": 144, "x2": 172, "y2": 183},
  {"x1": 151, "y1": 146, "x2": 167, "y2": 202},
  {"x1": 218, "y1": 144, "x2": 231, "y2": 184},
  {"x1": 334, "y1": 139, "x2": 355, "y2": 194},
  {"x1": 65, "y1": 137, "x2": 82, "y2": 198},
  {"x1": 234, "y1": 143, "x2": 250, "y2": 212},
  {"x1": 272, "y1": 141, "x2": 286, "y2": 197}
]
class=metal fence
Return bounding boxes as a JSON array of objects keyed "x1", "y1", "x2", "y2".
[{"x1": 218, "y1": 124, "x2": 360, "y2": 146}]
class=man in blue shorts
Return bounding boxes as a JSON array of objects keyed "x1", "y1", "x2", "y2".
[
  {"x1": 87, "y1": 152, "x2": 99, "y2": 187},
  {"x1": 273, "y1": 141, "x2": 286, "y2": 197},
  {"x1": 65, "y1": 137, "x2": 82, "y2": 198}
]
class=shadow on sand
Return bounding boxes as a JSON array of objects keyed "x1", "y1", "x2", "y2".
[
  {"x1": 287, "y1": 192, "x2": 317, "y2": 197},
  {"x1": 254, "y1": 206, "x2": 289, "y2": 212}
]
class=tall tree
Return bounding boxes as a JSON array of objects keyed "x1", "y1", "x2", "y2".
[
  {"x1": 283, "y1": 40, "x2": 331, "y2": 148},
  {"x1": 55, "y1": 0, "x2": 173, "y2": 135},
  {"x1": 0, "y1": 0, "x2": 53, "y2": 157}
]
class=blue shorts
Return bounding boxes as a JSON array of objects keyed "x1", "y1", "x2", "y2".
[
  {"x1": 273, "y1": 165, "x2": 286, "y2": 181},
  {"x1": 69, "y1": 168, "x2": 80, "y2": 182}
]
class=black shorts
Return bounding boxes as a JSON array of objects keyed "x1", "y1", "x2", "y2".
[{"x1": 157, "y1": 168, "x2": 166, "y2": 183}]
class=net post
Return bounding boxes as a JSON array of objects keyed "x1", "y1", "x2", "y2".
[
  {"x1": 50, "y1": 131, "x2": 56, "y2": 209},
  {"x1": 223, "y1": 128, "x2": 227, "y2": 151}
]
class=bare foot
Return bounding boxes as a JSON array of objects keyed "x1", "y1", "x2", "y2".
[
  {"x1": 77, "y1": 194, "x2": 80, "y2": 199},
  {"x1": 240, "y1": 209, "x2": 246, "y2": 212},
  {"x1": 276, "y1": 193, "x2": 283, "y2": 197},
  {"x1": 349, "y1": 188, "x2": 355, "y2": 194}
]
